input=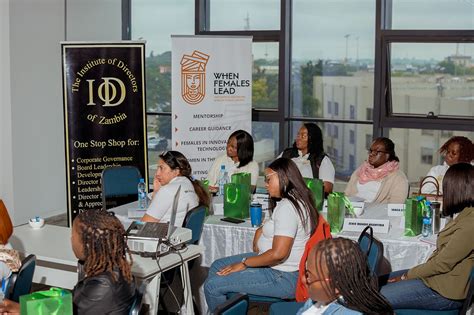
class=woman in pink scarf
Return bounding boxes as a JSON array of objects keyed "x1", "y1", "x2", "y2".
[{"x1": 345, "y1": 137, "x2": 408, "y2": 204}]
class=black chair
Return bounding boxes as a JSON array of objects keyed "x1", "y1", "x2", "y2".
[
  {"x1": 129, "y1": 282, "x2": 146, "y2": 315},
  {"x1": 7, "y1": 254, "x2": 36, "y2": 302},
  {"x1": 101, "y1": 166, "x2": 142, "y2": 210},
  {"x1": 357, "y1": 225, "x2": 386, "y2": 276},
  {"x1": 215, "y1": 293, "x2": 249, "y2": 315}
]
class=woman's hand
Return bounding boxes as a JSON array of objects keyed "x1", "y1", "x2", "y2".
[
  {"x1": 216, "y1": 262, "x2": 246, "y2": 276},
  {"x1": 152, "y1": 173, "x2": 161, "y2": 197},
  {"x1": 388, "y1": 273, "x2": 407, "y2": 283},
  {"x1": 252, "y1": 227, "x2": 263, "y2": 253},
  {"x1": 0, "y1": 299, "x2": 20, "y2": 314}
]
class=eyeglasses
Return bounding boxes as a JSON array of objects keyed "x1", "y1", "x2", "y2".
[
  {"x1": 304, "y1": 268, "x2": 330, "y2": 286},
  {"x1": 367, "y1": 149, "x2": 388, "y2": 156},
  {"x1": 264, "y1": 171, "x2": 277, "y2": 184},
  {"x1": 296, "y1": 133, "x2": 308, "y2": 140}
]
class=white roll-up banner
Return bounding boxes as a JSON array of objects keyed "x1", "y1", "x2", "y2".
[{"x1": 171, "y1": 35, "x2": 252, "y2": 178}]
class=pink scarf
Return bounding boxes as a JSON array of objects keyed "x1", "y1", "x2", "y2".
[{"x1": 357, "y1": 160, "x2": 399, "y2": 184}]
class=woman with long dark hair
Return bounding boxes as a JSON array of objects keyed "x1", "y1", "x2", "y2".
[
  {"x1": 298, "y1": 238, "x2": 393, "y2": 315},
  {"x1": 381, "y1": 163, "x2": 474, "y2": 311},
  {"x1": 281, "y1": 123, "x2": 335, "y2": 195},
  {"x1": 207, "y1": 130, "x2": 259, "y2": 190},
  {"x1": 204, "y1": 158, "x2": 319, "y2": 313},
  {"x1": 142, "y1": 150, "x2": 209, "y2": 226},
  {"x1": 345, "y1": 137, "x2": 408, "y2": 204}
]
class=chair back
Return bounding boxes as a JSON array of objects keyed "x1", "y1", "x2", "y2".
[
  {"x1": 358, "y1": 226, "x2": 384, "y2": 276},
  {"x1": 101, "y1": 166, "x2": 142, "y2": 210},
  {"x1": 215, "y1": 293, "x2": 249, "y2": 315},
  {"x1": 460, "y1": 266, "x2": 474, "y2": 315},
  {"x1": 129, "y1": 282, "x2": 146, "y2": 315},
  {"x1": 9, "y1": 254, "x2": 36, "y2": 302},
  {"x1": 182, "y1": 205, "x2": 207, "y2": 245}
]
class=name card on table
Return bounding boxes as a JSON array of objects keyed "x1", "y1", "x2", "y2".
[
  {"x1": 387, "y1": 204, "x2": 405, "y2": 217},
  {"x1": 343, "y1": 218, "x2": 390, "y2": 234}
]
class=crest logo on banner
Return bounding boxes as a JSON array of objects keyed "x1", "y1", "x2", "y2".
[
  {"x1": 87, "y1": 77, "x2": 126, "y2": 107},
  {"x1": 180, "y1": 50, "x2": 210, "y2": 105}
]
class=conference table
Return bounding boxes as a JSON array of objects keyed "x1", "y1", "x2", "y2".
[{"x1": 10, "y1": 224, "x2": 202, "y2": 315}]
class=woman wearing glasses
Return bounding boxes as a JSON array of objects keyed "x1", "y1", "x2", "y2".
[
  {"x1": 142, "y1": 151, "x2": 209, "y2": 226},
  {"x1": 280, "y1": 123, "x2": 335, "y2": 195},
  {"x1": 344, "y1": 137, "x2": 408, "y2": 204},
  {"x1": 204, "y1": 158, "x2": 319, "y2": 313}
]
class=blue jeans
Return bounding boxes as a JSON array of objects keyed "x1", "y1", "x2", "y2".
[
  {"x1": 204, "y1": 253, "x2": 299, "y2": 313},
  {"x1": 380, "y1": 270, "x2": 463, "y2": 310}
]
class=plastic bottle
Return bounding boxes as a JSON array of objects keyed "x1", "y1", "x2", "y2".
[
  {"x1": 217, "y1": 165, "x2": 229, "y2": 196},
  {"x1": 138, "y1": 178, "x2": 147, "y2": 209},
  {"x1": 422, "y1": 200, "x2": 433, "y2": 237}
]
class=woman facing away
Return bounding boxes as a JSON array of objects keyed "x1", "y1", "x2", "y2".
[
  {"x1": 0, "y1": 210, "x2": 136, "y2": 315},
  {"x1": 381, "y1": 163, "x2": 474, "y2": 311},
  {"x1": 280, "y1": 123, "x2": 335, "y2": 195},
  {"x1": 345, "y1": 137, "x2": 408, "y2": 204},
  {"x1": 421, "y1": 136, "x2": 473, "y2": 194},
  {"x1": 142, "y1": 150, "x2": 209, "y2": 226},
  {"x1": 298, "y1": 238, "x2": 393, "y2": 315},
  {"x1": 204, "y1": 158, "x2": 319, "y2": 313},
  {"x1": 207, "y1": 130, "x2": 259, "y2": 191}
]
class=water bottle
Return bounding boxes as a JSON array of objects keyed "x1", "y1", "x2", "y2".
[
  {"x1": 422, "y1": 200, "x2": 433, "y2": 237},
  {"x1": 138, "y1": 178, "x2": 147, "y2": 209},
  {"x1": 217, "y1": 165, "x2": 229, "y2": 196}
]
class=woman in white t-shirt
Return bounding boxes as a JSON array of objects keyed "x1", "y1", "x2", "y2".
[
  {"x1": 204, "y1": 158, "x2": 319, "y2": 313},
  {"x1": 142, "y1": 151, "x2": 209, "y2": 227},
  {"x1": 280, "y1": 123, "x2": 335, "y2": 196},
  {"x1": 207, "y1": 130, "x2": 259, "y2": 191}
]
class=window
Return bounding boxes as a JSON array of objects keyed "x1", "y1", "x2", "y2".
[
  {"x1": 350, "y1": 105, "x2": 355, "y2": 119},
  {"x1": 349, "y1": 154, "x2": 355, "y2": 170},
  {"x1": 421, "y1": 147, "x2": 434, "y2": 165},
  {"x1": 253, "y1": 43, "x2": 279, "y2": 110},
  {"x1": 327, "y1": 101, "x2": 332, "y2": 115},
  {"x1": 333, "y1": 125, "x2": 339, "y2": 139},
  {"x1": 366, "y1": 108, "x2": 373, "y2": 120},
  {"x1": 365, "y1": 134, "x2": 372, "y2": 150},
  {"x1": 422, "y1": 129, "x2": 434, "y2": 136},
  {"x1": 334, "y1": 102, "x2": 339, "y2": 116},
  {"x1": 350, "y1": 130, "x2": 355, "y2": 144}
]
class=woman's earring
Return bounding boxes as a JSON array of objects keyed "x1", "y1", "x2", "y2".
[{"x1": 336, "y1": 295, "x2": 345, "y2": 304}]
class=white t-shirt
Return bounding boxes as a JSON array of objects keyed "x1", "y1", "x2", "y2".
[
  {"x1": 207, "y1": 154, "x2": 259, "y2": 186},
  {"x1": 301, "y1": 302, "x2": 331, "y2": 315},
  {"x1": 355, "y1": 180, "x2": 382, "y2": 203},
  {"x1": 146, "y1": 176, "x2": 199, "y2": 227},
  {"x1": 278, "y1": 151, "x2": 335, "y2": 183},
  {"x1": 257, "y1": 198, "x2": 311, "y2": 272},
  {"x1": 421, "y1": 162, "x2": 449, "y2": 194}
]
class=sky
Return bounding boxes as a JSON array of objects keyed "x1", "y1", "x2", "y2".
[{"x1": 132, "y1": 0, "x2": 474, "y2": 62}]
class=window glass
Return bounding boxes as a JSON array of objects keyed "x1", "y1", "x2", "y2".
[
  {"x1": 388, "y1": 128, "x2": 474, "y2": 183},
  {"x1": 132, "y1": 0, "x2": 194, "y2": 113},
  {"x1": 209, "y1": 0, "x2": 280, "y2": 31},
  {"x1": 291, "y1": 0, "x2": 375, "y2": 119},
  {"x1": 391, "y1": 0, "x2": 474, "y2": 30},
  {"x1": 146, "y1": 115, "x2": 172, "y2": 182},
  {"x1": 253, "y1": 42, "x2": 279, "y2": 109},
  {"x1": 252, "y1": 121, "x2": 280, "y2": 173},
  {"x1": 390, "y1": 43, "x2": 474, "y2": 119},
  {"x1": 290, "y1": 121, "x2": 373, "y2": 183}
]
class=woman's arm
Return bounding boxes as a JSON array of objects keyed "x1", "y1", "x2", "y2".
[
  {"x1": 217, "y1": 235, "x2": 294, "y2": 276},
  {"x1": 252, "y1": 227, "x2": 263, "y2": 252}
]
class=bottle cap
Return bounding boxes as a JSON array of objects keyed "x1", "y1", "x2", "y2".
[
  {"x1": 139, "y1": 178, "x2": 145, "y2": 183},
  {"x1": 220, "y1": 165, "x2": 225, "y2": 170}
]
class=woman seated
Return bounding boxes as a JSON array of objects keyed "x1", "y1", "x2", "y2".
[
  {"x1": 0, "y1": 210, "x2": 136, "y2": 315},
  {"x1": 204, "y1": 158, "x2": 319, "y2": 313},
  {"x1": 207, "y1": 130, "x2": 259, "y2": 191},
  {"x1": 381, "y1": 163, "x2": 473, "y2": 311},
  {"x1": 298, "y1": 238, "x2": 392, "y2": 315},
  {"x1": 345, "y1": 137, "x2": 408, "y2": 204},
  {"x1": 142, "y1": 151, "x2": 209, "y2": 226},
  {"x1": 280, "y1": 123, "x2": 335, "y2": 195},
  {"x1": 421, "y1": 136, "x2": 473, "y2": 194}
]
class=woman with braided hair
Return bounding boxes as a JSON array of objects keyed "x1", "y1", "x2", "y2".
[
  {"x1": 0, "y1": 210, "x2": 136, "y2": 315},
  {"x1": 142, "y1": 150, "x2": 209, "y2": 226},
  {"x1": 298, "y1": 237, "x2": 393, "y2": 315}
]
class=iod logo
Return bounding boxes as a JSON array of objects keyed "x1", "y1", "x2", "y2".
[{"x1": 180, "y1": 50, "x2": 210, "y2": 105}]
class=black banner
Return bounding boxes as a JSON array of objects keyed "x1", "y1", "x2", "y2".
[{"x1": 62, "y1": 42, "x2": 148, "y2": 226}]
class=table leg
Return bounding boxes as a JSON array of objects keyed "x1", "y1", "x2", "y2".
[
  {"x1": 141, "y1": 273, "x2": 161, "y2": 315},
  {"x1": 180, "y1": 262, "x2": 194, "y2": 315}
]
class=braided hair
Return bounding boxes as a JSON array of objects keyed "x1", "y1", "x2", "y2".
[
  {"x1": 314, "y1": 238, "x2": 393, "y2": 315},
  {"x1": 75, "y1": 209, "x2": 133, "y2": 283}
]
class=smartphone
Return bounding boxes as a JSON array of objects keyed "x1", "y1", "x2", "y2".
[{"x1": 220, "y1": 217, "x2": 245, "y2": 224}]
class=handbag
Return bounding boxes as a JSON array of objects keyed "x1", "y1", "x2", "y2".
[
  {"x1": 303, "y1": 178, "x2": 324, "y2": 212},
  {"x1": 0, "y1": 200, "x2": 13, "y2": 245},
  {"x1": 414, "y1": 176, "x2": 442, "y2": 202}
]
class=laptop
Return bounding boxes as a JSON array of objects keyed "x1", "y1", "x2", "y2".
[{"x1": 126, "y1": 185, "x2": 181, "y2": 242}]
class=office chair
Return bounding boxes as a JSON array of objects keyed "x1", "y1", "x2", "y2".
[
  {"x1": 357, "y1": 225, "x2": 386, "y2": 275},
  {"x1": 129, "y1": 282, "x2": 146, "y2": 315},
  {"x1": 101, "y1": 166, "x2": 142, "y2": 210},
  {"x1": 7, "y1": 254, "x2": 36, "y2": 302},
  {"x1": 215, "y1": 293, "x2": 249, "y2": 315},
  {"x1": 394, "y1": 266, "x2": 474, "y2": 315}
]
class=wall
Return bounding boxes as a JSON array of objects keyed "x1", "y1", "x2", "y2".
[{"x1": 5, "y1": 0, "x2": 121, "y2": 225}]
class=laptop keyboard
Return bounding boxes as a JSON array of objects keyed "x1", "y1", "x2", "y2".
[{"x1": 139, "y1": 222, "x2": 170, "y2": 239}]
